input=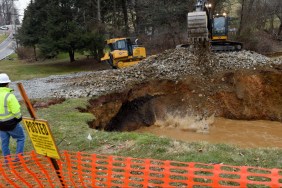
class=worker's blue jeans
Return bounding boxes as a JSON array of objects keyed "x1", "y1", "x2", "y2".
[{"x1": 0, "y1": 123, "x2": 25, "y2": 160}]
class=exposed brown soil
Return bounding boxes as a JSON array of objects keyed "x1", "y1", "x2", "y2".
[
  {"x1": 31, "y1": 98, "x2": 66, "y2": 109},
  {"x1": 86, "y1": 67, "x2": 282, "y2": 131}
]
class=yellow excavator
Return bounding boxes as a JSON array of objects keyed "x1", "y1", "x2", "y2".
[
  {"x1": 186, "y1": 0, "x2": 242, "y2": 51},
  {"x1": 100, "y1": 38, "x2": 147, "y2": 69}
]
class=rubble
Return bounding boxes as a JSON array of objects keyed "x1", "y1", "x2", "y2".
[
  {"x1": 11, "y1": 49, "x2": 281, "y2": 100},
  {"x1": 51, "y1": 49, "x2": 280, "y2": 99},
  {"x1": 10, "y1": 48, "x2": 282, "y2": 132}
]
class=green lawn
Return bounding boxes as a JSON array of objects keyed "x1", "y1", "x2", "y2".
[
  {"x1": 17, "y1": 98, "x2": 282, "y2": 169},
  {"x1": 0, "y1": 53, "x2": 100, "y2": 81},
  {"x1": 0, "y1": 33, "x2": 9, "y2": 43}
]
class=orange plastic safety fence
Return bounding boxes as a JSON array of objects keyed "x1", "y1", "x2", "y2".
[
  {"x1": 0, "y1": 151, "x2": 61, "y2": 187},
  {"x1": 56, "y1": 151, "x2": 282, "y2": 188},
  {"x1": 1, "y1": 151, "x2": 282, "y2": 187}
]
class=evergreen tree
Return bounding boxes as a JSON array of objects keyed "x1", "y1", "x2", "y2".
[
  {"x1": 19, "y1": 0, "x2": 104, "y2": 62},
  {"x1": 17, "y1": 0, "x2": 47, "y2": 60}
]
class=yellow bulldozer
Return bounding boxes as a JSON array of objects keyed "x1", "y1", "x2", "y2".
[{"x1": 100, "y1": 38, "x2": 147, "y2": 69}]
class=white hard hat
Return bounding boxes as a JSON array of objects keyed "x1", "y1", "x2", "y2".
[{"x1": 0, "y1": 73, "x2": 11, "y2": 83}]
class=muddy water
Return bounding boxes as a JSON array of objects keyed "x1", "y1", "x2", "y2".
[{"x1": 136, "y1": 118, "x2": 282, "y2": 148}]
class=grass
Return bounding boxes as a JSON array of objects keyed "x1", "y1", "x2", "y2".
[
  {"x1": 0, "y1": 53, "x2": 100, "y2": 81},
  {"x1": 0, "y1": 33, "x2": 9, "y2": 43},
  {"x1": 18, "y1": 98, "x2": 282, "y2": 168},
  {"x1": 15, "y1": 98, "x2": 282, "y2": 169},
  {"x1": 2, "y1": 54, "x2": 282, "y2": 170}
]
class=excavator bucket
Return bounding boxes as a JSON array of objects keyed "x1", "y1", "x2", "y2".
[{"x1": 187, "y1": 11, "x2": 209, "y2": 43}]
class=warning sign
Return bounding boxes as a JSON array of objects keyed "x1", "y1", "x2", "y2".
[{"x1": 22, "y1": 117, "x2": 61, "y2": 160}]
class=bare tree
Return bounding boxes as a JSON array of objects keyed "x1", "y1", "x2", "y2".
[{"x1": 0, "y1": 0, "x2": 16, "y2": 25}]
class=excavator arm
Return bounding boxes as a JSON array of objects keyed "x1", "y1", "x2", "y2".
[
  {"x1": 187, "y1": 0, "x2": 243, "y2": 51},
  {"x1": 187, "y1": 0, "x2": 211, "y2": 43}
]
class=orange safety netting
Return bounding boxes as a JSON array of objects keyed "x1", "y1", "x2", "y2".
[{"x1": 0, "y1": 151, "x2": 281, "y2": 187}]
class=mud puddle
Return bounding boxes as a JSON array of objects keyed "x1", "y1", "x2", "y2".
[
  {"x1": 136, "y1": 117, "x2": 282, "y2": 148},
  {"x1": 87, "y1": 70, "x2": 282, "y2": 148}
]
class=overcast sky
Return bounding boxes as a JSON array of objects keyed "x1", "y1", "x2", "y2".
[{"x1": 14, "y1": 0, "x2": 30, "y2": 19}]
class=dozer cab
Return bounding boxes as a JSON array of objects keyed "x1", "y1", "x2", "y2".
[
  {"x1": 187, "y1": 0, "x2": 242, "y2": 51},
  {"x1": 100, "y1": 38, "x2": 146, "y2": 69}
]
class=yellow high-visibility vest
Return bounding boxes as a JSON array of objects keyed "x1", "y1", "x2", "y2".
[{"x1": 0, "y1": 87, "x2": 22, "y2": 122}]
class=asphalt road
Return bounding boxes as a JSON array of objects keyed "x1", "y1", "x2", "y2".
[{"x1": 0, "y1": 27, "x2": 16, "y2": 60}]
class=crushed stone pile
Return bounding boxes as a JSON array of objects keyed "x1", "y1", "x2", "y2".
[
  {"x1": 273, "y1": 56, "x2": 282, "y2": 64},
  {"x1": 133, "y1": 49, "x2": 274, "y2": 78},
  {"x1": 11, "y1": 49, "x2": 282, "y2": 99}
]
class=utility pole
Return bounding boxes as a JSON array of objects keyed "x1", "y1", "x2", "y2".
[
  {"x1": 13, "y1": 7, "x2": 16, "y2": 31},
  {"x1": 238, "y1": 0, "x2": 245, "y2": 36},
  {"x1": 10, "y1": 0, "x2": 19, "y2": 27},
  {"x1": 97, "y1": 0, "x2": 101, "y2": 22}
]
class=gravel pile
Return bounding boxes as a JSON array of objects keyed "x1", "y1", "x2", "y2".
[
  {"x1": 273, "y1": 56, "x2": 282, "y2": 64},
  {"x1": 11, "y1": 49, "x2": 281, "y2": 99}
]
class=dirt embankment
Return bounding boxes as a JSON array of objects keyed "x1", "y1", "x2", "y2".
[
  {"x1": 64, "y1": 49, "x2": 277, "y2": 132},
  {"x1": 85, "y1": 67, "x2": 282, "y2": 131}
]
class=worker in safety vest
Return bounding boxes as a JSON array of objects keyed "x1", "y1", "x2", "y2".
[{"x1": 0, "y1": 73, "x2": 25, "y2": 160}]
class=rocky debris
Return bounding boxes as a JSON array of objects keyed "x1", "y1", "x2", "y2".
[
  {"x1": 9, "y1": 48, "x2": 282, "y2": 132},
  {"x1": 10, "y1": 49, "x2": 281, "y2": 100},
  {"x1": 10, "y1": 72, "x2": 92, "y2": 100},
  {"x1": 51, "y1": 49, "x2": 281, "y2": 99},
  {"x1": 272, "y1": 56, "x2": 282, "y2": 69}
]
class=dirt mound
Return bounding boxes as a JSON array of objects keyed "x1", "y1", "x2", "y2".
[
  {"x1": 53, "y1": 49, "x2": 279, "y2": 98},
  {"x1": 86, "y1": 70, "x2": 282, "y2": 131},
  {"x1": 52, "y1": 49, "x2": 282, "y2": 132}
]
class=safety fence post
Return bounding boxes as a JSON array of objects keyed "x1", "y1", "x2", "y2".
[{"x1": 17, "y1": 83, "x2": 65, "y2": 187}]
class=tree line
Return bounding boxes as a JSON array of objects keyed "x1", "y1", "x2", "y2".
[{"x1": 17, "y1": 0, "x2": 282, "y2": 62}]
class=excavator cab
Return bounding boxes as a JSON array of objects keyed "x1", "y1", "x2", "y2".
[
  {"x1": 210, "y1": 14, "x2": 242, "y2": 51},
  {"x1": 101, "y1": 38, "x2": 146, "y2": 69},
  {"x1": 212, "y1": 15, "x2": 228, "y2": 40}
]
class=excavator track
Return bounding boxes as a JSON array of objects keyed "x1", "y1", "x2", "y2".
[
  {"x1": 187, "y1": 11, "x2": 209, "y2": 43},
  {"x1": 210, "y1": 41, "x2": 243, "y2": 52}
]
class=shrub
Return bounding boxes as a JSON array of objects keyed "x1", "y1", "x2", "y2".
[{"x1": 15, "y1": 47, "x2": 35, "y2": 61}]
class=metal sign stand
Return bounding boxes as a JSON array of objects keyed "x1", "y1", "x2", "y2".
[{"x1": 17, "y1": 83, "x2": 65, "y2": 187}]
